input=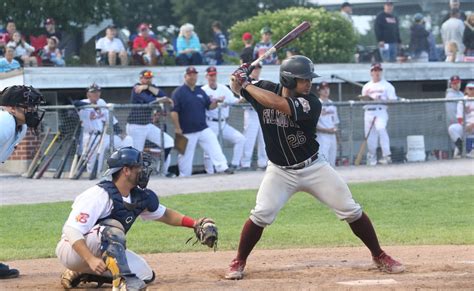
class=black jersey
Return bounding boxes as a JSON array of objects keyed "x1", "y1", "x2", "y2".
[{"x1": 241, "y1": 80, "x2": 321, "y2": 167}]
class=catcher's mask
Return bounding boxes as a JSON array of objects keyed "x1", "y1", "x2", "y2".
[
  {"x1": 0, "y1": 85, "x2": 46, "y2": 133},
  {"x1": 103, "y1": 147, "x2": 153, "y2": 189}
]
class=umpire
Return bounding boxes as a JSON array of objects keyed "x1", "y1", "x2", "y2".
[{"x1": 0, "y1": 85, "x2": 45, "y2": 279}]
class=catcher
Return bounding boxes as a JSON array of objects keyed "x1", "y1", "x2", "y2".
[{"x1": 56, "y1": 147, "x2": 217, "y2": 290}]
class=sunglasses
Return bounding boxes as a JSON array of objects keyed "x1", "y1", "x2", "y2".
[{"x1": 141, "y1": 71, "x2": 153, "y2": 78}]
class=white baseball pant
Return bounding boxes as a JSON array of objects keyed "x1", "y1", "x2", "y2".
[
  {"x1": 178, "y1": 127, "x2": 228, "y2": 177},
  {"x1": 204, "y1": 121, "x2": 245, "y2": 173},
  {"x1": 364, "y1": 109, "x2": 391, "y2": 163},
  {"x1": 448, "y1": 123, "x2": 474, "y2": 142},
  {"x1": 249, "y1": 156, "x2": 362, "y2": 227},
  {"x1": 316, "y1": 133, "x2": 337, "y2": 167},
  {"x1": 83, "y1": 132, "x2": 134, "y2": 174},
  {"x1": 126, "y1": 123, "x2": 174, "y2": 173},
  {"x1": 55, "y1": 225, "x2": 154, "y2": 281},
  {"x1": 241, "y1": 109, "x2": 268, "y2": 168}
]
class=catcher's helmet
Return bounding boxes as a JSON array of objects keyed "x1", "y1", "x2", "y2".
[
  {"x1": 279, "y1": 55, "x2": 319, "y2": 89},
  {"x1": 0, "y1": 85, "x2": 45, "y2": 107},
  {"x1": 104, "y1": 147, "x2": 153, "y2": 188}
]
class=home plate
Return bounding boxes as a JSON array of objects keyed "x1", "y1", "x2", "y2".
[{"x1": 337, "y1": 279, "x2": 398, "y2": 286}]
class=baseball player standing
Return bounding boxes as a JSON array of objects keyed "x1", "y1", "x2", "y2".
[
  {"x1": 170, "y1": 66, "x2": 233, "y2": 177},
  {"x1": 225, "y1": 56, "x2": 404, "y2": 280},
  {"x1": 126, "y1": 70, "x2": 175, "y2": 177},
  {"x1": 57, "y1": 147, "x2": 215, "y2": 289},
  {"x1": 0, "y1": 85, "x2": 45, "y2": 279},
  {"x1": 240, "y1": 63, "x2": 268, "y2": 170},
  {"x1": 77, "y1": 83, "x2": 133, "y2": 174},
  {"x1": 448, "y1": 81, "x2": 474, "y2": 158},
  {"x1": 361, "y1": 63, "x2": 398, "y2": 166},
  {"x1": 316, "y1": 82, "x2": 339, "y2": 167},
  {"x1": 202, "y1": 66, "x2": 245, "y2": 173}
]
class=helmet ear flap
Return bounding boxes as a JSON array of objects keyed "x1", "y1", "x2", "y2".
[{"x1": 280, "y1": 75, "x2": 297, "y2": 89}]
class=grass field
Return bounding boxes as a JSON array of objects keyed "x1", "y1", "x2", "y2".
[{"x1": 0, "y1": 176, "x2": 472, "y2": 261}]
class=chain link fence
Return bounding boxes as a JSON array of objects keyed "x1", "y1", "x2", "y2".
[{"x1": 30, "y1": 98, "x2": 472, "y2": 179}]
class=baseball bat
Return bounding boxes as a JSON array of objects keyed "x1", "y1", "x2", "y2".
[
  {"x1": 67, "y1": 98, "x2": 82, "y2": 178},
  {"x1": 89, "y1": 124, "x2": 108, "y2": 180},
  {"x1": 25, "y1": 127, "x2": 51, "y2": 177},
  {"x1": 250, "y1": 21, "x2": 311, "y2": 67},
  {"x1": 70, "y1": 130, "x2": 97, "y2": 178},
  {"x1": 34, "y1": 135, "x2": 69, "y2": 179},
  {"x1": 54, "y1": 123, "x2": 80, "y2": 179},
  {"x1": 73, "y1": 131, "x2": 101, "y2": 180},
  {"x1": 354, "y1": 117, "x2": 376, "y2": 166},
  {"x1": 26, "y1": 131, "x2": 61, "y2": 178}
]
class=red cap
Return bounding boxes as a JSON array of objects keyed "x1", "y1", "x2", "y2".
[
  {"x1": 206, "y1": 66, "x2": 217, "y2": 75},
  {"x1": 242, "y1": 32, "x2": 253, "y2": 41},
  {"x1": 138, "y1": 23, "x2": 149, "y2": 31},
  {"x1": 186, "y1": 66, "x2": 198, "y2": 75},
  {"x1": 44, "y1": 18, "x2": 55, "y2": 25},
  {"x1": 450, "y1": 75, "x2": 461, "y2": 84},
  {"x1": 370, "y1": 63, "x2": 383, "y2": 71}
]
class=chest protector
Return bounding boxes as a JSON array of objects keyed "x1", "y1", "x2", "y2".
[{"x1": 97, "y1": 181, "x2": 159, "y2": 233}]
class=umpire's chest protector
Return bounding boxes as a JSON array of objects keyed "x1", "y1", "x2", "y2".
[{"x1": 97, "y1": 181, "x2": 159, "y2": 233}]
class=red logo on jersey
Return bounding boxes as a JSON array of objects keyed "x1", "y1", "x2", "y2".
[{"x1": 75, "y1": 212, "x2": 90, "y2": 224}]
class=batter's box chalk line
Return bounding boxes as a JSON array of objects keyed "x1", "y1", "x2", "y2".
[{"x1": 337, "y1": 279, "x2": 398, "y2": 286}]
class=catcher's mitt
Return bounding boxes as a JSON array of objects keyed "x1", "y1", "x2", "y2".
[{"x1": 186, "y1": 217, "x2": 218, "y2": 251}]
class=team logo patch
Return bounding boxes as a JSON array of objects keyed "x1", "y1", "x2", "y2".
[
  {"x1": 297, "y1": 98, "x2": 311, "y2": 113},
  {"x1": 76, "y1": 212, "x2": 90, "y2": 224}
]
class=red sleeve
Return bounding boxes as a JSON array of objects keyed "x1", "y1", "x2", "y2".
[
  {"x1": 151, "y1": 39, "x2": 163, "y2": 51},
  {"x1": 133, "y1": 36, "x2": 142, "y2": 50}
]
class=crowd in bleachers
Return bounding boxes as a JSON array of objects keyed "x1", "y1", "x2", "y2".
[{"x1": 0, "y1": 0, "x2": 473, "y2": 71}]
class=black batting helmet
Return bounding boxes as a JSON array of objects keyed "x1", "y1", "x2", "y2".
[{"x1": 279, "y1": 55, "x2": 319, "y2": 89}]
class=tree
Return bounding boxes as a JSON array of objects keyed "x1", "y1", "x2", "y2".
[
  {"x1": 228, "y1": 7, "x2": 358, "y2": 63},
  {"x1": 0, "y1": 0, "x2": 122, "y2": 35}
]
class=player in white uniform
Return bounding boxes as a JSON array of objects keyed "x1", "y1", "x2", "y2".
[
  {"x1": 0, "y1": 85, "x2": 45, "y2": 279},
  {"x1": 361, "y1": 63, "x2": 398, "y2": 166},
  {"x1": 202, "y1": 66, "x2": 245, "y2": 173},
  {"x1": 57, "y1": 147, "x2": 214, "y2": 289},
  {"x1": 315, "y1": 82, "x2": 339, "y2": 167},
  {"x1": 448, "y1": 81, "x2": 474, "y2": 158},
  {"x1": 77, "y1": 83, "x2": 133, "y2": 174},
  {"x1": 240, "y1": 64, "x2": 268, "y2": 170}
]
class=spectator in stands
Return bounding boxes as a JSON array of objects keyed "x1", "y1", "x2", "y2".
[
  {"x1": 409, "y1": 13, "x2": 430, "y2": 62},
  {"x1": 240, "y1": 32, "x2": 254, "y2": 64},
  {"x1": 448, "y1": 81, "x2": 474, "y2": 158},
  {"x1": 96, "y1": 24, "x2": 128, "y2": 66},
  {"x1": 126, "y1": 70, "x2": 175, "y2": 177},
  {"x1": 210, "y1": 21, "x2": 228, "y2": 65},
  {"x1": 340, "y1": 2, "x2": 353, "y2": 25},
  {"x1": 374, "y1": 1, "x2": 401, "y2": 63},
  {"x1": 40, "y1": 36, "x2": 65, "y2": 67},
  {"x1": 253, "y1": 27, "x2": 278, "y2": 65},
  {"x1": 0, "y1": 46, "x2": 21, "y2": 72},
  {"x1": 44, "y1": 18, "x2": 62, "y2": 42},
  {"x1": 7, "y1": 32, "x2": 37, "y2": 67},
  {"x1": 132, "y1": 23, "x2": 166, "y2": 65},
  {"x1": 176, "y1": 23, "x2": 202, "y2": 66},
  {"x1": 445, "y1": 75, "x2": 463, "y2": 130},
  {"x1": 445, "y1": 41, "x2": 463, "y2": 62},
  {"x1": 463, "y1": 13, "x2": 474, "y2": 58},
  {"x1": 170, "y1": 66, "x2": 232, "y2": 176},
  {"x1": 143, "y1": 42, "x2": 160, "y2": 66},
  {"x1": 202, "y1": 66, "x2": 245, "y2": 173},
  {"x1": 0, "y1": 18, "x2": 16, "y2": 54},
  {"x1": 441, "y1": 0, "x2": 466, "y2": 24},
  {"x1": 441, "y1": 9, "x2": 465, "y2": 62}
]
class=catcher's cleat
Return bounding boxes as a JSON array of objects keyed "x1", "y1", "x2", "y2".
[
  {"x1": 60, "y1": 269, "x2": 83, "y2": 288},
  {"x1": 0, "y1": 263, "x2": 19, "y2": 279},
  {"x1": 225, "y1": 258, "x2": 246, "y2": 280},
  {"x1": 372, "y1": 251, "x2": 405, "y2": 274}
]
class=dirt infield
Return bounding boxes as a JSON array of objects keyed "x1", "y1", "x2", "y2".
[{"x1": 1, "y1": 245, "x2": 473, "y2": 290}]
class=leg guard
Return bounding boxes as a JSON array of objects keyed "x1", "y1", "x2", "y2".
[{"x1": 100, "y1": 219, "x2": 146, "y2": 290}]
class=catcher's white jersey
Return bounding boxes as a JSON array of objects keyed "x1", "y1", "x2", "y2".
[{"x1": 0, "y1": 110, "x2": 27, "y2": 163}]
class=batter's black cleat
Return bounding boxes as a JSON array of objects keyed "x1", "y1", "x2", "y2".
[
  {"x1": 372, "y1": 251, "x2": 405, "y2": 274},
  {"x1": 225, "y1": 258, "x2": 246, "y2": 280},
  {"x1": 0, "y1": 263, "x2": 19, "y2": 279}
]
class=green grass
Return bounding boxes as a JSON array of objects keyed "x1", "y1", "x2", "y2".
[{"x1": 1, "y1": 176, "x2": 473, "y2": 261}]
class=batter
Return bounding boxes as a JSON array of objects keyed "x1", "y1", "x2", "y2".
[{"x1": 225, "y1": 55, "x2": 405, "y2": 280}]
